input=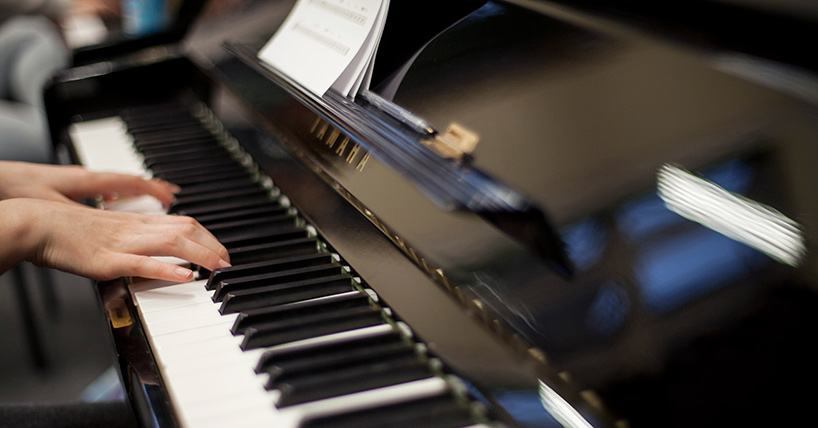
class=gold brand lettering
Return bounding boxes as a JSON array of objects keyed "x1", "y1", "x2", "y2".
[
  {"x1": 315, "y1": 122, "x2": 329, "y2": 140},
  {"x1": 346, "y1": 144, "x2": 361, "y2": 163},
  {"x1": 356, "y1": 151, "x2": 370, "y2": 172},
  {"x1": 309, "y1": 117, "x2": 322, "y2": 133},
  {"x1": 307, "y1": 117, "x2": 369, "y2": 173},
  {"x1": 325, "y1": 129, "x2": 340, "y2": 148},
  {"x1": 335, "y1": 136, "x2": 349, "y2": 155}
]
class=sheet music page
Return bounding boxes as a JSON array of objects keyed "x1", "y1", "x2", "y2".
[
  {"x1": 258, "y1": 0, "x2": 387, "y2": 97},
  {"x1": 331, "y1": 0, "x2": 388, "y2": 97}
]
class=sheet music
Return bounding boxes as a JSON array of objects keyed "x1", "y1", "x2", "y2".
[{"x1": 257, "y1": 0, "x2": 388, "y2": 98}]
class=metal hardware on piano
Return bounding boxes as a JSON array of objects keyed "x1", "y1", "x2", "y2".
[{"x1": 45, "y1": 0, "x2": 818, "y2": 427}]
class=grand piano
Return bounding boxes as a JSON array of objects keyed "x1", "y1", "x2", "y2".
[{"x1": 44, "y1": 0, "x2": 818, "y2": 427}]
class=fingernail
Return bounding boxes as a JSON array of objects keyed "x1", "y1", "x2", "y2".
[
  {"x1": 218, "y1": 259, "x2": 232, "y2": 268},
  {"x1": 175, "y1": 267, "x2": 193, "y2": 281}
]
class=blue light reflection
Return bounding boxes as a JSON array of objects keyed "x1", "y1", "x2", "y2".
[
  {"x1": 635, "y1": 228, "x2": 766, "y2": 314},
  {"x1": 491, "y1": 390, "x2": 564, "y2": 428}
]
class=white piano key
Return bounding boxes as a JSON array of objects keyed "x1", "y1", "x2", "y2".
[
  {"x1": 161, "y1": 347, "x2": 264, "y2": 375},
  {"x1": 152, "y1": 335, "x2": 243, "y2": 360},
  {"x1": 144, "y1": 311, "x2": 236, "y2": 336},
  {"x1": 150, "y1": 323, "x2": 236, "y2": 349},
  {"x1": 169, "y1": 370, "x2": 264, "y2": 399},
  {"x1": 69, "y1": 117, "x2": 145, "y2": 175},
  {"x1": 185, "y1": 404, "x2": 289, "y2": 428},
  {"x1": 181, "y1": 393, "x2": 278, "y2": 423},
  {"x1": 137, "y1": 300, "x2": 220, "y2": 324},
  {"x1": 133, "y1": 281, "x2": 214, "y2": 311}
]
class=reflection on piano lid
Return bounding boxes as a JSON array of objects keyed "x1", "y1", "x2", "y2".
[{"x1": 45, "y1": 0, "x2": 818, "y2": 427}]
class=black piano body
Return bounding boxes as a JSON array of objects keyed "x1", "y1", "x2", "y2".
[{"x1": 45, "y1": 0, "x2": 818, "y2": 427}]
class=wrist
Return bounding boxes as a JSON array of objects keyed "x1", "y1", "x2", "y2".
[{"x1": 0, "y1": 199, "x2": 46, "y2": 271}]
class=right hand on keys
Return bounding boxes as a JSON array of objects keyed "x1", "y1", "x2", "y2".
[
  {"x1": 0, "y1": 198, "x2": 230, "y2": 282},
  {"x1": 1, "y1": 161, "x2": 229, "y2": 281}
]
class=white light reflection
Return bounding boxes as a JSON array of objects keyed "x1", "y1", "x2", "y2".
[
  {"x1": 657, "y1": 164, "x2": 806, "y2": 267},
  {"x1": 537, "y1": 380, "x2": 594, "y2": 428}
]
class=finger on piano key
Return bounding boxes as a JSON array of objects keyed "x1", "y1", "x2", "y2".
[{"x1": 101, "y1": 194, "x2": 165, "y2": 215}]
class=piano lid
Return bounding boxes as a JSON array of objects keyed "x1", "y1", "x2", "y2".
[{"x1": 177, "y1": 0, "x2": 818, "y2": 426}]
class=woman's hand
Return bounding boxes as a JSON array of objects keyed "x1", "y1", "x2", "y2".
[
  {"x1": 0, "y1": 161, "x2": 179, "y2": 207},
  {"x1": 1, "y1": 199, "x2": 230, "y2": 282}
]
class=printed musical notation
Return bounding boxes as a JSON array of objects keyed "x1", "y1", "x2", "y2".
[
  {"x1": 310, "y1": 0, "x2": 369, "y2": 26},
  {"x1": 257, "y1": 0, "x2": 389, "y2": 97}
]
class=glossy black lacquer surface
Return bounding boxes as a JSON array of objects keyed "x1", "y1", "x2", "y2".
[
  {"x1": 192, "y1": 1, "x2": 818, "y2": 426},
  {"x1": 47, "y1": 0, "x2": 818, "y2": 427}
]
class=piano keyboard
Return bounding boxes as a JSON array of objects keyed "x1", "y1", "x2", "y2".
[{"x1": 69, "y1": 100, "x2": 492, "y2": 428}]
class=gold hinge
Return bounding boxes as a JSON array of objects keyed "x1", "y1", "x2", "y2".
[
  {"x1": 422, "y1": 123, "x2": 479, "y2": 160},
  {"x1": 105, "y1": 298, "x2": 134, "y2": 329}
]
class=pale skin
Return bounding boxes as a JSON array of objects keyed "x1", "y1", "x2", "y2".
[{"x1": 0, "y1": 161, "x2": 230, "y2": 282}]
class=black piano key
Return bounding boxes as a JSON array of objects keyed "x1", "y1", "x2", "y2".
[
  {"x1": 170, "y1": 194, "x2": 272, "y2": 217},
  {"x1": 275, "y1": 355, "x2": 433, "y2": 406},
  {"x1": 206, "y1": 253, "x2": 334, "y2": 290},
  {"x1": 232, "y1": 291, "x2": 368, "y2": 333},
  {"x1": 125, "y1": 117, "x2": 202, "y2": 133},
  {"x1": 217, "y1": 226, "x2": 307, "y2": 249},
  {"x1": 161, "y1": 169, "x2": 253, "y2": 188},
  {"x1": 134, "y1": 136, "x2": 219, "y2": 152},
  {"x1": 260, "y1": 332, "x2": 411, "y2": 384},
  {"x1": 157, "y1": 164, "x2": 249, "y2": 185},
  {"x1": 220, "y1": 276, "x2": 360, "y2": 314},
  {"x1": 143, "y1": 148, "x2": 230, "y2": 168},
  {"x1": 174, "y1": 177, "x2": 261, "y2": 198},
  {"x1": 142, "y1": 144, "x2": 226, "y2": 160},
  {"x1": 300, "y1": 394, "x2": 476, "y2": 428},
  {"x1": 226, "y1": 237, "x2": 319, "y2": 266},
  {"x1": 254, "y1": 328, "x2": 401, "y2": 373},
  {"x1": 123, "y1": 118, "x2": 199, "y2": 133},
  {"x1": 212, "y1": 264, "x2": 346, "y2": 302},
  {"x1": 266, "y1": 340, "x2": 417, "y2": 390},
  {"x1": 151, "y1": 157, "x2": 241, "y2": 177},
  {"x1": 136, "y1": 136, "x2": 218, "y2": 150},
  {"x1": 121, "y1": 109, "x2": 194, "y2": 123},
  {"x1": 169, "y1": 187, "x2": 271, "y2": 213},
  {"x1": 173, "y1": 186, "x2": 269, "y2": 203},
  {"x1": 121, "y1": 105, "x2": 194, "y2": 121},
  {"x1": 207, "y1": 216, "x2": 297, "y2": 241},
  {"x1": 240, "y1": 306, "x2": 385, "y2": 350},
  {"x1": 195, "y1": 205, "x2": 289, "y2": 226},
  {"x1": 193, "y1": 216, "x2": 298, "y2": 277},
  {"x1": 132, "y1": 128, "x2": 213, "y2": 144}
]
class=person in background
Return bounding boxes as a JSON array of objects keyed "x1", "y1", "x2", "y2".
[
  {"x1": 1, "y1": 0, "x2": 71, "y2": 163},
  {"x1": 0, "y1": 160, "x2": 231, "y2": 282}
]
